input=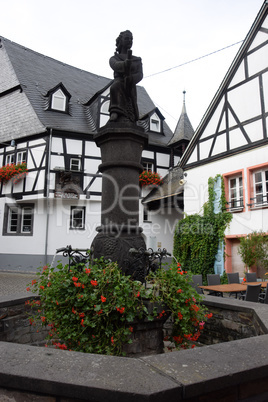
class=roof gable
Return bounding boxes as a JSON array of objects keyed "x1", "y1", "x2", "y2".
[
  {"x1": 180, "y1": 1, "x2": 268, "y2": 169},
  {"x1": 0, "y1": 37, "x2": 173, "y2": 146}
]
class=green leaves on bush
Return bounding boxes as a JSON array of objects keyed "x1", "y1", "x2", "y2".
[{"x1": 27, "y1": 258, "x2": 211, "y2": 355}]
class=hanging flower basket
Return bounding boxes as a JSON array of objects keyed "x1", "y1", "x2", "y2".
[
  {"x1": 0, "y1": 162, "x2": 28, "y2": 184},
  {"x1": 139, "y1": 170, "x2": 163, "y2": 187}
]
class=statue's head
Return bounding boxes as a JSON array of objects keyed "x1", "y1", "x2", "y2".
[{"x1": 115, "y1": 30, "x2": 133, "y2": 53}]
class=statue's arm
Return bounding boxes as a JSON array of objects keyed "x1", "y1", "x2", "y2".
[
  {"x1": 109, "y1": 56, "x2": 125, "y2": 74},
  {"x1": 132, "y1": 59, "x2": 143, "y2": 84}
]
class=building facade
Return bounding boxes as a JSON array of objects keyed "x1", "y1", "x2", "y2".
[
  {"x1": 179, "y1": 1, "x2": 268, "y2": 278},
  {"x1": 0, "y1": 37, "x2": 178, "y2": 272}
]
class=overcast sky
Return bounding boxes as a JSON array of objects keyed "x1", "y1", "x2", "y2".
[{"x1": 0, "y1": 0, "x2": 264, "y2": 131}]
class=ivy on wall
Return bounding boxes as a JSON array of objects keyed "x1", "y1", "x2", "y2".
[{"x1": 173, "y1": 175, "x2": 232, "y2": 280}]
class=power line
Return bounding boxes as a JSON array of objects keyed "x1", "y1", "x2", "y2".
[{"x1": 144, "y1": 40, "x2": 243, "y2": 79}]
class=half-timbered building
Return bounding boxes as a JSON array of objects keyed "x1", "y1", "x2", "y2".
[
  {"x1": 0, "y1": 37, "x2": 176, "y2": 272},
  {"x1": 179, "y1": 0, "x2": 268, "y2": 278}
]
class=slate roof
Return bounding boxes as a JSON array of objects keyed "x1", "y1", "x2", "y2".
[
  {"x1": 168, "y1": 94, "x2": 194, "y2": 146},
  {"x1": 142, "y1": 166, "x2": 185, "y2": 204},
  {"x1": 0, "y1": 37, "x2": 173, "y2": 146}
]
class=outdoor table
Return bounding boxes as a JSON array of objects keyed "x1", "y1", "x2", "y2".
[
  {"x1": 199, "y1": 283, "x2": 247, "y2": 293},
  {"x1": 244, "y1": 281, "x2": 267, "y2": 287}
]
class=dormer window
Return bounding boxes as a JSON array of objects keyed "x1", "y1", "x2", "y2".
[
  {"x1": 52, "y1": 89, "x2": 66, "y2": 111},
  {"x1": 149, "y1": 111, "x2": 162, "y2": 133},
  {"x1": 47, "y1": 83, "x2": 71, "y2": 113},
  {"x1": 151, "y1": 119, "x2": 160, "y2": 132},
  {"x1": 100, "y1": 99, "x2": 110, "y2": 127}
]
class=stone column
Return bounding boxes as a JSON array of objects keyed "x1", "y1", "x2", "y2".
[{"x1": 91, "y1": 124, "x2": 148, "y2": 282}]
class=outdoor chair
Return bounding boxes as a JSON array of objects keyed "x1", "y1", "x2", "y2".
[
  {"x1": 240, "y1": 284, "x2": 261, "y2": 302},
  {"x1": 259, "y1": 283, "x2": 268, "y2": 304},
  {"x1": 207, "y1": 274, "x2": 223, "y2": 297},
  {"x1": 227, "y1": 272, "x2": 242, "y2": 299},
  {"x1": 191, "y1": 274, "x2": 204, "y2": 295},
  {"x1": 245, "y1": 272, "x2": 257, "y2": 282}
]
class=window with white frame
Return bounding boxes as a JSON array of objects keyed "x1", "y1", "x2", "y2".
[
  {"x1": 8, "y1": 207, "x2": 19, "y2": 233},
  {"x1": 51, "y1": 89, "x2": 67, "y2": 111},
  {"x1": 70, "y1": 158, "x2": 81, "y2": 171},
  {"x1": 6, "y1": 153, "x2": 15, "y2": 165},
  {"x1": 99, "y1": 99, "x2": 110, "y2": 127},
  {"x1": 229, "y1": 176, "x2": 243, "y2": 210},
  {"x1": 150, "y1": 113, "x2": 161, "y2": 133},
  {"x1": 253, "y1": 169, "x2": 268, "y2": 206},
  {"x1": 143, "y1": 162, "x2": 153, "y2": 172},
  {"x1": 3, "y1": 204, "x2": 34, "y2": 235},
  {"x1": 21, "y1": 207, "x2": 33, "y2": 233},
  {"x1": 70, "y1": 207, "x2": 85, "y2": 229},
  {"x1": 17, "y1": 151, "x2": 27, "y2": 164},
  {"x1": 143, "y1": 206, "x2": 151, "y2": 222}
]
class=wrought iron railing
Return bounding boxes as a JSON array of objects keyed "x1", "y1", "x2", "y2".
[
  {"x1": 226, "y1": 198, "x2": 244, "y2": 211},
  {"x1": 129, "y1": 247, "x2": 171, "y2": 277},
  {"x1": 247, "y1": 195, "x2": 268, "y2": 208},
  {"x1": 56, "y1": 245, "x2": 92, "y2": 271}
]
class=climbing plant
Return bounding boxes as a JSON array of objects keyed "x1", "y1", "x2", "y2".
[{"x1": 173, "y1": 175, "x2": 232, "y2": 280}]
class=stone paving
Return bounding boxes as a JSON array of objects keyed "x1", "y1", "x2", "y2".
[{"x1": 0, "y1": 271, "x2": 36, "y2": 299}]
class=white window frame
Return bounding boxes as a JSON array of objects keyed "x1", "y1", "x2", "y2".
[
  {"x1": 17, "y1": 151, "x2": 27, "y2": 164},
  {"x1": 6, "y1": 153, "x2": 15, "y2": 165},
  {"x1": 99, "y1": 99, "x2": 110, "y2": 127},
  {"x1": 70, "y1": 158, "x2": 81, "y2": 171},
  {"x1": 143, "y1": 162, "x2": 153, "y2": 172},
  {"x1": 253, "y1": 169, "x2": 268, "y2": 206},
  {"x1": 4, "y1": 204, "x2": 34, "y2": 235},
  {"x1": 150, "y1": 113, "x2": 161, "y2": 133},
  {"x1": 21, "y1": 207, "x2": 33, "y2": 233},
  {"x1": 229, "y1": 176, "x2": 243, "y2": 210},
  {"x1": 7, "y1": 207, "x2": 19, "y2": 233},
  {"x1": 143, "y1": 206, "x2": 151, "y2": 222},
  {"x1": 70, "y1": 207, "x2": 85, "y2": 230},
  {"x1": 51, "y1": 89, "x2": 67, "y2": 111}
]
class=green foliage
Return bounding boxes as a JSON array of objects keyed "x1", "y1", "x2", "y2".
[
  {"x1": 28, "y1": 259, "x2": 148, "y2": 356},
  {"x1": 0, "y1": 162, "x2": 28, "y2": 184},
  {"x1": 238, "y1": 231, "x2": 268, "y2": 271},
  {"x1": 173, "y1": 175, "x2": 232, "y2": 280},
  {"x1": 27, "y1": 258, "x2": 211, "y2": 355},
  {"x1": 148, "y1": 263, "x2": 212, "y2": 350},
  {"x1": 220, "y1": 270, "x2": 228, "y2": 284}
]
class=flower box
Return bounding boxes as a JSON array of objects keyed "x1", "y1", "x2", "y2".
[
  {"x1": 0, "y1": 162, "x2": 28, "y2": 184},
  {"x1": 139, "y1": 170, "x2": 163, "y2": 187}
]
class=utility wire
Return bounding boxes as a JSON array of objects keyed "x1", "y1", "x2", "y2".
[{"x1": 144, "y1": 40, "x2": 243, "y2": 79}]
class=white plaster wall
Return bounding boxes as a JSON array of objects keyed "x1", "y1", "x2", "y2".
[
  {"x1": 140, "y1": 200, "x2": 181, "y2": 254},
  {"x1": 184, "y1": 145, "x2": 268, "y2": 236},
  {"x1": 45, "y1": 199, "x2": 101, "y2": 255}
]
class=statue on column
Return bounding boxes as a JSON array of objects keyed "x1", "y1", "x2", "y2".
[{"x1": 109, "y1": 30, "x2": 143, "y2": 123}]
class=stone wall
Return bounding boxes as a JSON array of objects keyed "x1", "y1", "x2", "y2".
[
  {"x1": 199, "y1": 302, "x2": 266, "y2": 344},
  {"x1": 0, "y1": 295, "x2": 268, "y2": 401},
  {"x1": 0, "y1": 296, "x2": 48, "y2": 345}
]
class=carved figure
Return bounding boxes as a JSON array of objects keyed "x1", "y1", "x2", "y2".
[{"x1": 109, "y1": 30, "x2": 143, "y2": 123}]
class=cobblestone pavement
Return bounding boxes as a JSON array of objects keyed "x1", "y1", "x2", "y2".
[{"x1": 0, "y1": 272, "x2": 37, "y2": 299}]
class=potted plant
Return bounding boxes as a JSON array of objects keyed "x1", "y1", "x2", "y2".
[{"x1": 139, "y1": 170, "x2": 163, "y2": 187}]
